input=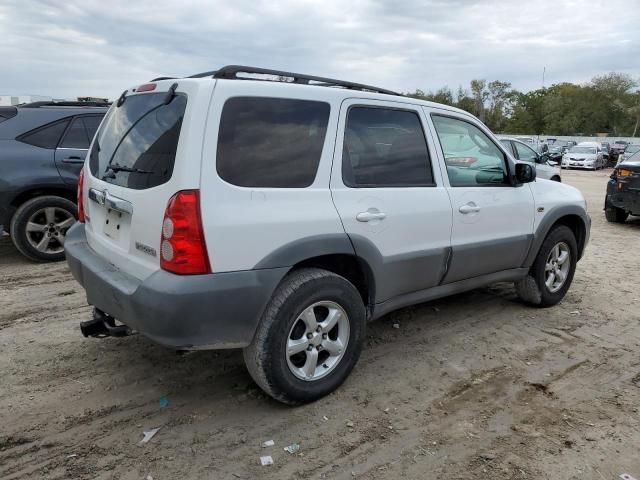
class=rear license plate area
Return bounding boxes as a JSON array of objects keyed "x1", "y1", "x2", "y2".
[{"x1": 103, "y1": 208, "x2": 125, "y2": 240}]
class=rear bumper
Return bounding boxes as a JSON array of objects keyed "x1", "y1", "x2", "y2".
[{"x1": 65, "y1": 223, "x2": 288, "y2": 350}]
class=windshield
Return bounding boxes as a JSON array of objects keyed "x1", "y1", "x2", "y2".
[
  {"x1": 623, "y1": 150, "x2": 640, "y2": 162},
  {"x1": 570, "y1": 147, "x2": 597, "y2": 154},
  {"x1": 89, "y1": 92, "x2": 187, "y2": 189},
  {"x1": 625, "y1": 144, "x2": 640, "y2": 153}
]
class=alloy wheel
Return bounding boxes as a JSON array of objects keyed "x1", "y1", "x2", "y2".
[
  {"x1": 25, "y1": 207, "x2": 75, "y2": 254},
  {"x1": 286, "y1": 301, "x2": 350, "y2": 381},
  {"x1": 544, "y1": 242, "x2": 571, "y2": 293}
]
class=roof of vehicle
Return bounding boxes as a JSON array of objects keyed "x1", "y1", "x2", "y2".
[
  {"x1": 0, "y1": 102, "x2": 110, "y2": 140},
  {"x1": 499, "y1": 137, "x2": 538, "y2": 149},
  {"x1": 131, "y1": 65, "x2": 472, "y2": 117},
  {"x1": 576, "y1": 141, "x2": 600, "y2": 147},
  {"x1": 19, "y1": 100, "x2": 111, "y2": 108}
]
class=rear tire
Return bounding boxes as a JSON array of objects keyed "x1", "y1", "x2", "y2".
[
  {"x1": 243, "y1": 268, "x2": 366, "y2": 405},
  {"x1": 10, "y1": 196, "x2": 77, "y2": 262},
  {"x1": 605, "y1": 204, "x2": 628, "y2": 223},
  {"x1": 516, "y1": 225, "x2": 577, "y2": 308}
]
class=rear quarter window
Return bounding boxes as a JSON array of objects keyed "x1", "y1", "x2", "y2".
[
  {"x1": 216, "y1": 97, "x2": 330, "y2": 188},
  {"x1": 17, "y1": 119, "x2": 70, "y2": 149}
]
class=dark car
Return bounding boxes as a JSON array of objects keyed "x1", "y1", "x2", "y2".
[
  {"x1": 0, "y1": 101, "x2": 109, "y2": 261},
  {"x1": 610, "y1": 140, "x2": 628, "y2": 160},
  {"x1": 605, "y1": 150, "x2": 640, "y2": 223},
  {"x1": 547, "y1": 140, "x2": 572, "y2": 161}
]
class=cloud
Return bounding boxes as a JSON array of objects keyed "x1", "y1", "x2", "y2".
[{"x1": 1, "y1": 0, "x2": 638, "y2": 99}]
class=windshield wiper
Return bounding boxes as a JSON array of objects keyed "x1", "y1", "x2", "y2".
[
  {"x1": 106, "y1": 163, "x2": 152, "y2": 174},
  {"x1": 102, "y1": 163, "x2": 153, "y2": 180}
]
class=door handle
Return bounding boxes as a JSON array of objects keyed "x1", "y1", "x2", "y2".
[
  {"x1": 62, "y1": 157, "x2": 85, "y2": 164},
  {"x1": 459, "y1": 202, "x2": 480, "y2": 214},
  {"x1": 356, "y1": 209, "x2": 386, "y2": 222}
]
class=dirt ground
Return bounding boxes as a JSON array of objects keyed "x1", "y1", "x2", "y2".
[{"x1": 1, "y1": 169, "x2": 639, "y2": 480}]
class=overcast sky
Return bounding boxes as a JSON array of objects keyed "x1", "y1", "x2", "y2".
[{"x1": 1, "y1": 0, "x2": 638, "y2": 100}]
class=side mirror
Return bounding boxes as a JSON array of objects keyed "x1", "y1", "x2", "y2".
[
  {"x1": 539, "y1": 153, "x2": 550, "y2": 164},
  {"x1": 515, "y1": 163, "x2": 536, "y2": 183}
]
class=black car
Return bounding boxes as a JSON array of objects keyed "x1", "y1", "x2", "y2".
[
  {"x1": 605, "y1": 150, "x2": 640, "y2": 223},
  {"x1": 0, "y1": 101, "x2": 109, "y2": 261},
  {"x1": 547, "y1": 140, "x2": 572, "y2": 161},
  {"x1": 610, "y1": 140, "x2": 628, "y2": 160}
]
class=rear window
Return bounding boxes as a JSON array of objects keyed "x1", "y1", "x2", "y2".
[
  {"x1": 89, "y1": 93, "x2": 187, "y2": 190},
  {"x1": 217, "y1": 97, "x2": 330, "y2": 188}
]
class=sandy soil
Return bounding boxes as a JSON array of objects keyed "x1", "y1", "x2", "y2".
[{"x1": 1, "y1": 170, "x2": 639, "y2": 480}]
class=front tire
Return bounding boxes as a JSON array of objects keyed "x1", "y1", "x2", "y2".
[
  {"x1": 605, "y1": 204, "x2": 628, "y2": 223},
  {"x1": 243, "y1": 268, "x2": 366, "y2": 405},
  {"x1": 516, "y1": 225, "x2": 577, "y2": 307},
  {"x1": 9, "y1": 196, "x2": 77, "y2": 262}
]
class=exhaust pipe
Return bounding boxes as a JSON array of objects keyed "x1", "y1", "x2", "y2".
[{"x1": 80, "y1": 309, "x2": 132, "y2": 338}]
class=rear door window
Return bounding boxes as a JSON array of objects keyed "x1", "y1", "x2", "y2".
[
  {"x1": 59, "y1": 117, "x2": 91, "y2": 149},
  {"x1": 217, "y1": 97, "x2": 330, "y2": 188},
  {"x1": 342, "y1": 107, "x2": 434, "y2": 187},
  {"x1": 17, "y1": 119, "x2": 70, "y2": 149},
  {"x1": 89, "y1": 94, "x2": 187, "y2": 190}
]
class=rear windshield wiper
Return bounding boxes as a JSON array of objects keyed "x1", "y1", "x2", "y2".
[{"x1": 102, "y1": 163, "x2": 153, "y2": 179}]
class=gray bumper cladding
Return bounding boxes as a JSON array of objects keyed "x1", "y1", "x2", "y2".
[{"x1": 64, "y1": 224, "x2": 288, "y2": 350}]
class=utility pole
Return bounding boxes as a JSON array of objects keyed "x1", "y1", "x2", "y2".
[{"x1": 542, "y1": 66, "x2": 546, "y2": 89}]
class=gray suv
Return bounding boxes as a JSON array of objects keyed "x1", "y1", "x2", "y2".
[{"x1": 0, "y1": 101, "x2": 108, "y2": 261}]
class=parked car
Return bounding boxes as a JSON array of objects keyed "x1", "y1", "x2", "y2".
[
  {"x1": 605, "y1": 149, "x2": 640, "y2": 223},
  {"x1": 499, "y1": 137, "x2": 562, "y2": 181},
  {"x1": 65, "y1": 66, "x2": 591, "y2": 405},
  {"x1": 0, "y1": 101, "x2": 109, "y2": 261},
  {"x1": 600, "y1": 142, "x2": 611, "y2": 162},
  {"x1": 547, "y1": 140, "x2": 573, "y2": 162},
  {"x1": 562, "y1": 144, "x2": 605, "y2": 170},
  {"x1": 610, "y1": 140, "x2": 628, "y2": 160},
  {"x1": 615, "y1": 143, "x2": 640, "y2": 165}
]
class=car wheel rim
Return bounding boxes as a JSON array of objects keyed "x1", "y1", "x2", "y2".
[
  {"x1": 544, "y1": 242, "x2": 571, "y2": 293},
  {"x1": 286, "y1": 301, "x2": 350, "y2": 382},
  {"x1": 25, "y1": 207, "x2": 75, "y2": 255}
]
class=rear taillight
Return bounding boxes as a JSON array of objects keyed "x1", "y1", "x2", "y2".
[
  {"x1": 160, "y1": 190, "x2": 210, "y2": 275},
  {"x1": 77, "y1": 168, "x2": 85, "y2": 223}
]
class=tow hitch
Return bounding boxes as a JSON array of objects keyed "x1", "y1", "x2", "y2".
[{"x1": 80, "y1": 308, "x2": 133, "y2": 338}]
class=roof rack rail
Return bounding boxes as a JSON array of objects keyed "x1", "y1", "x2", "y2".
[
  {"x1": 188, "y1": 65, "x2": 402, "y2": 96},
  {"x1": 21, "y1": 100, "x2": 111, "y2": 108},
  {"x1": 150, "y1": 76, "x2": 177, "y2": 82}
]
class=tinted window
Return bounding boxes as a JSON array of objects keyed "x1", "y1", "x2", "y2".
[
  {"x1": 82, "y1": 116, "x2": 103, "y2": 141},
  {"x1": 514, "y1": 141, "x2": 538, "y2": 162},
  {"x1": 217, "y1": 97, "x2": 330, "y2": 188},
  {"x1": 432, "y1": 115, "x2": 509, "y2": 187},
  {"x1": 18, "y1": 119, "x2": 70, "y2": 149},
  {"x1": 89, "y1": 94, "x2": 187, "y2": 190},
  {"x1": 342, "y1": 107, "x2": 433, "y2": 187},
  {"x1": 60, "y1": 117, "x2": 90, "y2": 149}
]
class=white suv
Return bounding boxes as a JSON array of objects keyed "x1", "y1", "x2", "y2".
[{"x1": 65, "y1": 66, "x2": 591, "y2": 405}]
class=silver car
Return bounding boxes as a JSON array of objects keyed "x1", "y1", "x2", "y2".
[
  {"x1": 562, "y1": 145, "x2": 604, "y2": 170},
  {"x1": 499, "y1": 138, "x2": 562, "y2": 181}
]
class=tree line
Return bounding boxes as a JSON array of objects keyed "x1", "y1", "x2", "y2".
[{"x1": 407, "y1": 73, "x2": 640, "y2": 137}]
